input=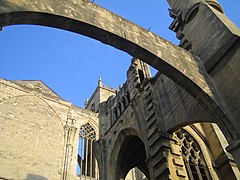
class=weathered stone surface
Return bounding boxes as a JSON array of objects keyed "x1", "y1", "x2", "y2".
[
  {"x1": 0, "y1": 79, "x2": 99, "y2": 179},
  {"x1": 0, "y1": 92, "x2": 64, "y2": 179},
  {"x1": 168, "y1": 0, "x2": 240, "y2": 168},
  {"x1": 0, "y1": 59, "x2": 239, "y2": 179},
  {"x1": 96, "y1": 59, "x2": 232, "y2": 179},
  {"x1": 1, "y1": 0, "x2": 240, "y2": 179},
  {"x1": 210, "y1": 44, "x2": 240, "y2": 126},
  {"x1": 0, "y1": 0, "x2": 235, "y2": 139},
  {"x1": 155, "y1": 74, "x2": 217, "y2": 131}
]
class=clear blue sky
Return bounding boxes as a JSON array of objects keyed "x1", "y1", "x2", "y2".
[{"x1": 0, "y1": 0, "x2": 239, "y2": 108}]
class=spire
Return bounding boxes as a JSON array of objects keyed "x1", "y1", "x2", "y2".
[{"x1": 98, "y1": 77, "x2": 103, "y2": 87}]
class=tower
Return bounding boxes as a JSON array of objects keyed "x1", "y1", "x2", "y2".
[
  {"x1": 86, "y1": 58, "x2": 152, "y2": 180},
  {"x1": 86, "y1": 57, "x2": 152, "y2": 114},
  {"x1": 85, "y1": 77, "x2": 116, "y2": 113}
]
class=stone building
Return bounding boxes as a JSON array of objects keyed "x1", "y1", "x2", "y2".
[
  {"x1": 94, "y1": 58, "x2": 240, "y2": 179},
  {"x1": 0, "y1": 0, "x2": 240, "y2": 179},
  {"x1": 1, "y1": 57, "x2": 240, "y2": 179}
]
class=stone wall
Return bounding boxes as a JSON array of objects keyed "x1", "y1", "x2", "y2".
[
  {"x1": 0, "y1": 1, "x2": 231, "y2": 139},
  {"x1": 0, "y1": 79, "x2": 99, "y2": 179}
]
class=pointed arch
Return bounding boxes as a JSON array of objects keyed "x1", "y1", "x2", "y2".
[
  {"x1": 173, "y1": 126, "x2": 219, "y2": 180},
  {"x1": 110, "y1": 128, "x2": 149, "y2": 180},
  {"x1": 0, "y1": 0, "x2": 237, "y2": 143}
]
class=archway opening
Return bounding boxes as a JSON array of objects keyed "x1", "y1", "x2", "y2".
[{"x1": 116, "y1": 135, "x2": 149, "y2": 180}]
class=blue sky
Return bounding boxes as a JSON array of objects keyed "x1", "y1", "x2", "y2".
[{"x1": 0, "y1": 0, "x2": 239, "y2": 108}]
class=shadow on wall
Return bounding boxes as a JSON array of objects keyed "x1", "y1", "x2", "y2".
[{"x1": 25, "y1": 174, "x2": 48, "y2": 180}]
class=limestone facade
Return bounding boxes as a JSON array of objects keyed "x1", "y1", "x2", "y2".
[
  {"x1": 94, "y1": 58, "x2": 240, "y2": 179},
  {"x1": 0, "y1": 0, "x2": 240, "y2": 179},
  {"x1": 0, "y1": 79, "x2": 99, "y2": 179},
  {"x1": 1, "y1": 57, "x2": 240, "y2": 179}
]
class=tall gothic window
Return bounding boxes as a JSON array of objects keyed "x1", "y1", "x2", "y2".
[
  {"x1": 174, "y1": 129, "x2": 212, "y2": 180},
  {"x1": 77, "y1": 123, "x2": 98, "y2": 179}
]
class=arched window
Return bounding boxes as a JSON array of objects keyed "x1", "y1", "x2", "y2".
[
  {"x1": 77, "y1": 123, "x2": 98, "y2": 179},
  {"x1": 174, "y1": 129, "x2": 212, "y2": 180}
]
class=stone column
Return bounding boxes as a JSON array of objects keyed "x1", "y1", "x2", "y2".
[{"x1": 62, "y1": 122, "x2": 77, "y2": 180}]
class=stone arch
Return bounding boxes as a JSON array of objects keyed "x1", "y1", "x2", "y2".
[
  {"x1": 0, "y1": 0, "x2": 237, "y2": 143},
  {"x1": 75, "y1": 113, "x2": 99, "y2": 140},
  {"x1": 155, "y1": 74, "x2": 235, "y2": 145},
  {"x1": 110, "y1": 128, "x2": 149, "y2": 180},
  {"x1": 80, "y1": 119, "x2": 99, "y2": 139}
]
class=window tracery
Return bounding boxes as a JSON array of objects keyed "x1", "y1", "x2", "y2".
[
  {"x1": 174, "y1": 129, "x2": 212, "y2": 180},
  {"x1": 77, "y1": 122, "x2": 98, "y2": 179}
]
